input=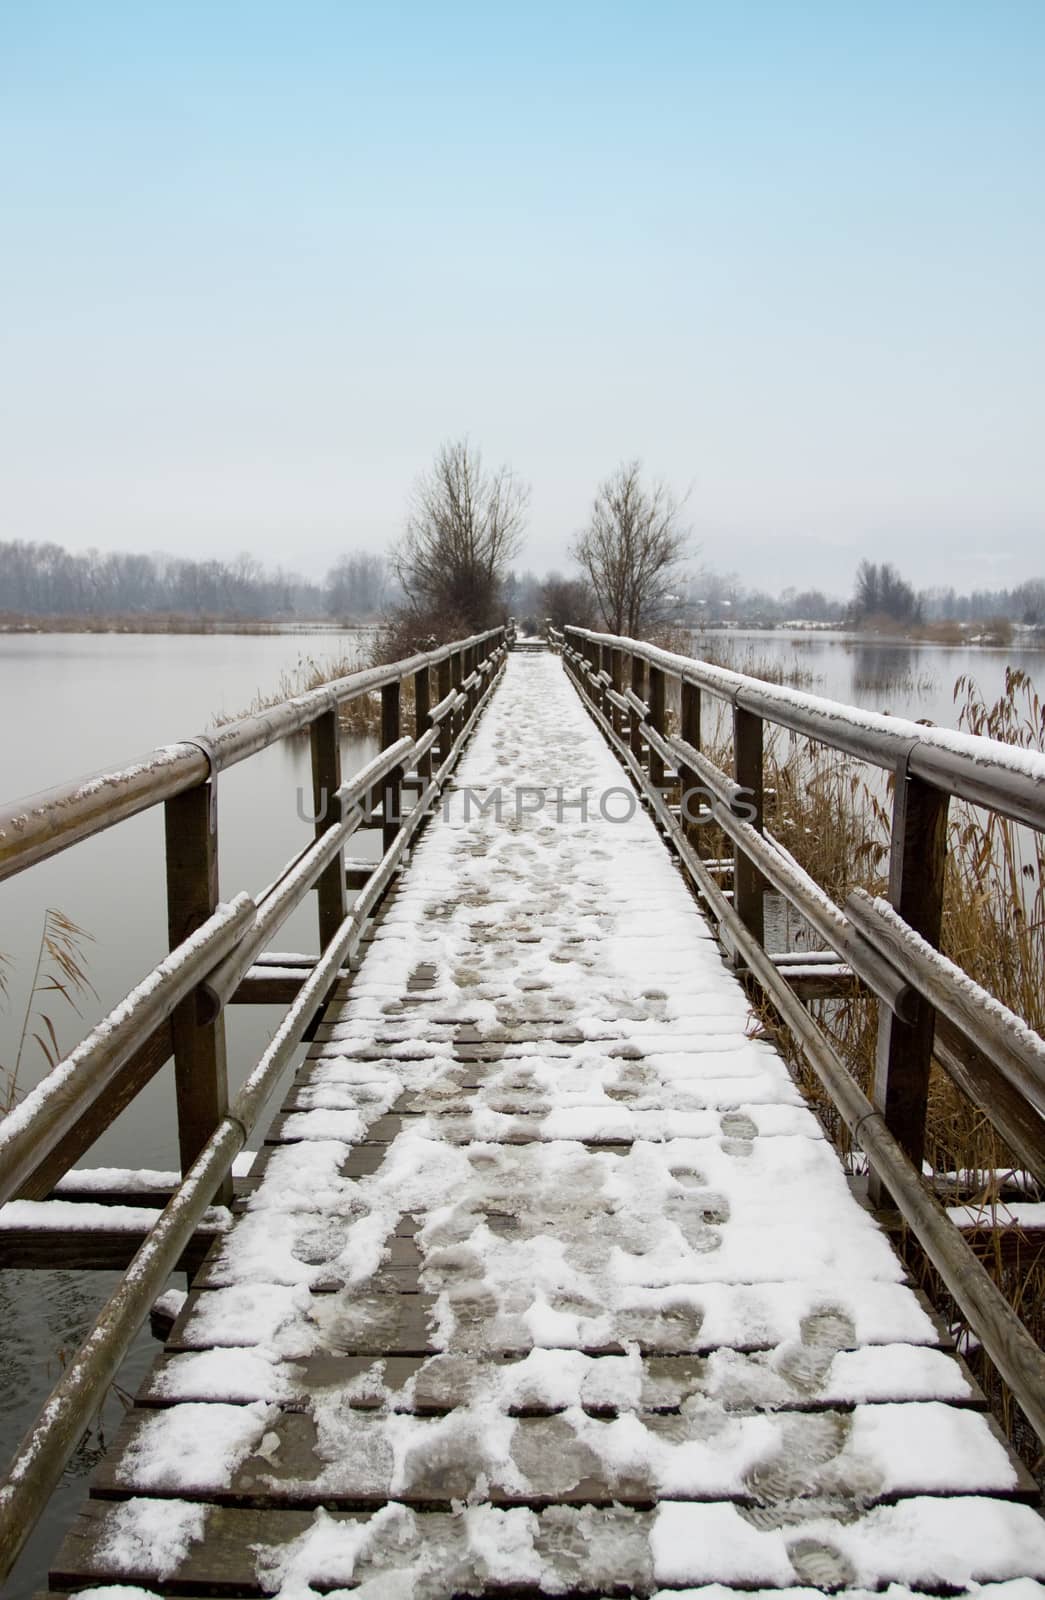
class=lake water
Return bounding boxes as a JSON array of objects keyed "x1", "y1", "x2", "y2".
[
  {"x1": 686, "y1": 627, "x2": 1044, "y2": 735},
  {"x1": 0, "y1": 627, "x2": 378, "y2": 1600},
  {"x1": 1, "y1": 624, "x2": 1042, "y2": 1597}
]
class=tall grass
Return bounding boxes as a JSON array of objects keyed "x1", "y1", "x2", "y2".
[
  {"x1": 1, "y1": 910, "x2": 96, "y2": 1114},
  {"x1": 691, "y1": 632, "x2": 823, "y2": 689},
  {"x1": 211, "y1": 647, "x2": 391, "y2": 738},
  {"x1": 718, "y1": 670, "x2": 1045, "y2": 1469}
]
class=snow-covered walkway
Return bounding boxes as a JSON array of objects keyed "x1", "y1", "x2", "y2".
[{"x1": 54, "y1": 653, "x2": 1045, "y2": 1597}]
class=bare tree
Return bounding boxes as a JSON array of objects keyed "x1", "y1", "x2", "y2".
[
  {"x1": 539, "y1": 573, "x2": 597, "y2": 631},
  {"x1": 394, "y1": 440, "x2": 529, "y2": 629},
  {"x1": 326, "y1": 552, "x2": 388, "y2": 619},
  {"x1": 571, "y1": 461, "x2": 690, "y2": 636},
  {"x1": 849, "y1": 560, "x2": 922, "y2": 625}
]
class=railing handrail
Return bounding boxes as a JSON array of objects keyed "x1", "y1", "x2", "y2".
[
  {"x1": 0, "y1": 627, "x2": 504, "y2": 883},
  {"x1": 0, "y1": 626, "x2": 508, "y2": 1583},
  {"x1": 565, "y1": 625, "x2": 1045, "y2": 832},
  {"x1": 556, "y1": 622, "x2": 1045, "y2": 1454}
]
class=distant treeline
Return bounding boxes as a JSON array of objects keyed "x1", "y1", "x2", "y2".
[
  {"x1": 919, "y1": 581, "x2": 1045, "y2": 625},
  {"x1": 2, "y1": 537, "x2": 1043, "y2": 632},
  {"x1": 0, "y1": 541, "x2": 390, "y2": 621}
]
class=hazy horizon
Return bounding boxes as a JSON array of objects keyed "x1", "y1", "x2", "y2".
[{"x1": 2, "y1": 3, "x2": 1042, "y2": 596}]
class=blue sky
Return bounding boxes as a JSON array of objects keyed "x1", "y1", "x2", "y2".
[{"x1": 1, "y1": 1, "x2": 1042, "y2": 595}]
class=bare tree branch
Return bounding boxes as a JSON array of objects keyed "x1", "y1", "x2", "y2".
[
  {"x1": 571, "y1": 461, "x2": 690, "y2": 636},
  {"x1": 394, "y1": 439, "x2": 529, "y2": 629}
]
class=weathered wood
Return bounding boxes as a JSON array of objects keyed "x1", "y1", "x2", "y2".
[
  {"x1": 138, "y1": 1342, "x2": 986, "y2": 1410},
  {"x1": 230, "y1": 970, "x2": 305, "y2": 1004},
  {"x1": 731, "y1": 706, "x2": 765, "y2": 949},
  {"x1": 91, "y1": 1401, "x2": 1039, "y2": 1506},
  {"x1": 933, "y1": 1015, "x2": 1045, "y2": 1186},
  {"x1": 0, "y1": 1218, "x2": 224, "y2": 1273},
  {"x1": 847, "y1": 887, "x2": 1045, "y2": 1121},
  {"x1": 566, "y1": 627, "x2": 1045, "y2": 831},
  {"x1": 165, "y1": 779, "x2": 233, "y2": 1203},
  {"x1": 0, "y1": 1115, "x2": 244, "y2": 1583},
  {"x1": 0, "y1": 629, "x2": 504, "y2": 887},
  {"x1": 465, "y1": 643, "x2": 478, "y2": 718},
  {"x1": 610, "y1": 645, "x2": 624, "y2": 739},
  {"x1": 11, "y1": 1019, "x2": 173, "y2": 1203},
  {"x1": 567, "y1": 667, "x2": 1045, "y2": 1449},
  {"x1": 380, "y1": 680, "x2": 402, "y2": 854},
  {"x1": 647, "y1": 664, "x2": 666, "y2": 787},
  {"x1": 450, "y1": 647, "x2": 464, "y2": 747},
  {"x1": 0, "y1": 898, "x2": 252, "y2": 1209},
  {"x1": 436, "y1": 655, "x2": 452, "y2": 766},
  {"x1": 0, "y1": 629, "x2": 509, "y2": 1592},
  {"x1": 679, "y1": 678, "x2": 703, "y2": 849},
  {"x1": 413, "y1": 663, "x2": 432, "y2": 780},
  {"x1": 870, "y1": 772, "x2": 949, "y2": 1205},
  {"x1": 310, "y1": 704, "x2": 347, "y2": 949},
  {"x1": 50, "y1": 1500, "x2": 659, "y2": 1596}
]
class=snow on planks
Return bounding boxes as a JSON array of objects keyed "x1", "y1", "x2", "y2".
[{"x1": 49, "y1": 652, "x2": 1045, "y2": 1597}]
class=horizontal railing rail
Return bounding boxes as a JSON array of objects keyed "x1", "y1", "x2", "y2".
[
  {"x1": 0, "y1": 626, "x2": 507, "y2": 1582},
  {"x1": 554, "y1": 623, "x2": 1045, "y2": 1452},
  {"x1": 562, "y1": 625, "x2": 1045, "y2": 830},
  {"x1": 0, "y1": 629, "x2": 503, "y2": 883}
]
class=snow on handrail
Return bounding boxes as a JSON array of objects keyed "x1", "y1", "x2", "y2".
[
  {"x1": 567, "y1": 626, "x2": 1045, "y2": 832},
  {"x1": 0, "y1": 627, "x2": 506, "y2": 882}
]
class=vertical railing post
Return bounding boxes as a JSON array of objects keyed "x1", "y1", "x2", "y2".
[
  {"x1": 451, "y1": 648, "x2": 464, "y2": 745},
  {"x1": 648, "y1": 665, "x2": 666, "y2": 788},
  {"x1": 630, "y1": 651, "x2": 646, "y2": 766},
  {"x1": 465, "y1": 643, "x2": 477, "y2": 718},
  {"x1": 599, "y1": 642, "x2": 612, "y2": 725},
  {"x1": 310, "y1": 704, "x2": 347, "y2": 950},
  {"x1": 381, "y1": 678, "x2": 402, "y2": 854},
  {"x1": 610, "y1": 647, "x2": 624, "y2": 739},
  {"x1": 679, "y1": 678, "x2": 703, "y2": 848},
  {"x1": 869, "y1": 769, "x2": 949, "y2": 1207},
  {"x1": 164, "y1": 779, "x2": 232, "y2": 1205},
  {"x1": 414, "y1": 662, "x2": 432, "y2": 783},
  {"x1": 732, "y1": 706, "x2": 765, "y2": 948},
  {"x1": 437, "y1": 653, "x2": 452, "y2": 766}
]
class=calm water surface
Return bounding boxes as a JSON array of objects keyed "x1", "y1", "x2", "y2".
[
  {"x1": 1, "y1": 626, "x2": 1041, "y2": 1596},
  {"x1": 1, "y1": 629, "x2": 378, "y2": 1599}
]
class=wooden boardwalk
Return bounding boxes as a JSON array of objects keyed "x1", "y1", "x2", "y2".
[{"x1": 47, "y1": 653, "x2": 1045, "y2": 1595}]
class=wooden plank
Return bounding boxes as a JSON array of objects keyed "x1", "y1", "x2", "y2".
[
  {"x1": 167, "y1": 1281, "x2": 954, "y2": 1358},
  {"x1": 90, "y1": 1402, "x2": 1038, "y2": 1506},
  {"x1": 0, "y1": 1220, "x2": 224, "y2": 1273},
  {"x1": 933, "y1": 1014, "x2": 1045, "y2": 1185},
  {"x1": 679, "y1": 678, "x2": 704, "y2": 852},
  {"x1": 380, "y1": 680, "x2": 401, "y2": 854},
  {"x1": 167, "y1": 1290, "x2": 438, "y2": 1354},
  {"x1": 310, "y1": 704, "x2": 348, "y2": 949},
  {"x1": 610, "y1": 645, "x2": 624, "y2": 739},
  {"x1": 164, "y1": 778, "x2": 232, "y2": 1205},
  {"x1": 138, "y1": 1344, "x2": 987, "y2": 1411},
  {"x1": 13, "y1": 1018, "x2": 173, "y2": 1201},
  {"x1": 42, "y1": 1493, "x2": 1045, "y2": 1598},
  {"x1": 732, "y1": 706, "x2": 765, "y2": 949},
  {"x1": 870, "y1": 772, "x2": 949, "y2": 1207},
  {"x1": 414, "y1": 662, "x2": 432, "y2": 780},
  {"x1": 647, "y1": 664, "x2": 666, "y2": 786},
  {"x1": 629, "y1": 650, "x2": 645, "y2": 764},
  {"x1": 50, "y1": 1500, "x2": 658, "y2": 1596}
]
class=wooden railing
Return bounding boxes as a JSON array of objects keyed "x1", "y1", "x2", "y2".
[
  {"x1": 0, "y1": 626, "x2": 507, "y2": 1580},
  {"x1": 554, "y1": 623, "x2": 1045, "y2": 1448}
]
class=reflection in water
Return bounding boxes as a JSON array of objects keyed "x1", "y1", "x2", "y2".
[
  {"x1": 0, "y1": 1267, "x2": 166, "y2": 1600},
  {"x1": 845, "y1": 639, "x2": 938, "y2": 704},
  {"x1": 0, "y1": 630, "x2": 377, "y2": 1596},
  {"x1": 1, "y1": 626, "x2": 1042, "y2": 1593}
]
